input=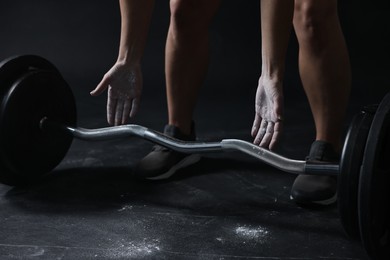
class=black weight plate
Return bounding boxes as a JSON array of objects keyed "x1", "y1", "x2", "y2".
[
  {"x1": 359, "y1": 92, "x2": 390, "y2": 260},
  {"x1": 338, "y1": 106, "x2": 375, "y2": 239},
  {"x1": 0, "y1": 55, "x2": 64, "y2": 185},
  {"x1": 0, "y1": 70, "x2": 77, "y2": 185},
  {"x1": 0, "y1": 54, "x2": 61, "y2": 98}
]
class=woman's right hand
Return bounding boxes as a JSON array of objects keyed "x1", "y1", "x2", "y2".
[{"x1": 90, "y1": 61, "x2": 143, "y2": 126}]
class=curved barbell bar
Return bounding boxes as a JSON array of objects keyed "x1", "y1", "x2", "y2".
[{"x1": 41, "y1": 118, "x2": 339, "y2": 176}]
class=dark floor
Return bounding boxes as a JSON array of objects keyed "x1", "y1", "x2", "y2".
[{"x1": 1, "y1": 76, "x2": 383, "y2": 260}]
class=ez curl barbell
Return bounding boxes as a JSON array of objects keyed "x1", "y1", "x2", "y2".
[{"x1": 0, "y1": 55, "x2": 389, "y2": 260}]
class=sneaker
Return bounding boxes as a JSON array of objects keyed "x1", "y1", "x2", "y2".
[
  {"x1": 290, "y1": 140, "x2": 340, "y2": 206},
  {"x1": 134, "y1": 123, "x2": 201, "y2": 180}
]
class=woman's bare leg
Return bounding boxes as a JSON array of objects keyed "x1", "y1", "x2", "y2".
[
  {"x1": 165, "y1": 0, "x2": 222, "y2": 135},
  {"x1": 293, "y1": 0, "x2": 351, "y2": 152}
]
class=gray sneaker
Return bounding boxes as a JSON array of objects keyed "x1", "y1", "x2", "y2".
[
  {"x1": 134, "y1": 124, "x2": 201, "y2": 180},
  {"x1": 290, "y1": 141, "x2": 340, "y2": 206}
]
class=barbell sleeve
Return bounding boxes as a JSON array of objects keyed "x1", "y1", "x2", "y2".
[
  {"x1": 304, "y1": 163, "x2": 340, "y2": 176},
  {"x1": 41, "y1": 118, "x2": 339, "y2": 176}
]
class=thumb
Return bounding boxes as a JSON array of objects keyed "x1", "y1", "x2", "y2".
[
  {"x1": 273, "y1": 94, "x2": 284, "y2": 121},
  {"x1": 90, "y1": 75, "x2": 110, "y2": 96}
]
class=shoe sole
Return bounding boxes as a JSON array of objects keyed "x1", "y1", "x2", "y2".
[
  {"x1": 146, "y1": 154, "x2": 202, "y2": 181},
  {"x1": 290, "y1": 192, "x2": 338, "y2": 206}
]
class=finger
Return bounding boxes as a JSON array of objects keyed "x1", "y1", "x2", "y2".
[
  {"x1": 273, "y1": 94, "x2": 284, "y2": 121},
  {"x1": 115, "y1": 99, "x2": 125, "y2": 126},
  {"x1": 107, "y1": 95, "x2": 117, "y2": 126},
  {"x1": 122, "y1": 99, "x2": 132, "y2": 125},
  {"x1": 269, "y1": 121, "x2": 283, "y2": 151},
  {"x1": 254, "y1": 120, "x2": 267, "y2": 145},
  {"x1": 90, "y1": 75, "x2": 111, "y2": 96},
  {"x1": 251, "y1": 114, "x2": 261, "y2": 137},
  {"x1": 259, "y1": 122, "x2": 274, "y2": 148},
  {"x1": 129, "y1": 98, "x2": 140, "y2": 118}
]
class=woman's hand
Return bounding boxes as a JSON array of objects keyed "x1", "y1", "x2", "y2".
[
  {"x1": 251, "y1": 76, "x2": 284, "y2": 150},
  {"x1": 90, "y1": 62, "x2": 143, "y2": 126}
]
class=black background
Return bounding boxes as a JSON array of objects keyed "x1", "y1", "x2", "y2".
[{"x1": 0, "y1": 0, "x2": 389, "y2": 130}]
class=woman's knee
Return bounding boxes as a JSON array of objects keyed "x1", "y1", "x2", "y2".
[
  {"x1": 169, "y1": 0, "x2": 221, "y2": 32},
  {"x1": 293, "y1": 0, "x2": 339, "y2": 39}
]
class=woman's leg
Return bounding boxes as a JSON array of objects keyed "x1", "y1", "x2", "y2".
[
  {"x1": 293, "y1": 0, "x2": 351, "y2": 152},
  {"x1": 291, "y1": 0, "x2": 351, "y2": 205},
  {"x1": 165, "y1": 0, "x2": 222, "y2": 135},
  {"x1": 135, "y1": 0, "x2": 222, "y2": 180}
]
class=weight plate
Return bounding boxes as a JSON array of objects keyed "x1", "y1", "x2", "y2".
[
  {"x1": 338, "y1": 106, "x2": 375, "y2": 239},
  {"x1": 0, "y1": 70, "x2": 77, "y2": 185},
  {"x1": 0, "y1": 54, "x2": 61, "y2": 98},
  {"x1": 359, "y1": 92, "x2": 390, "y2": 259},
  {"x1": 0, "y1": 55, "x2": 65, "y2": 185}
]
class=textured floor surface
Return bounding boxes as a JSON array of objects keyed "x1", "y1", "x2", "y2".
[{"x1": 0, "y1": 83, "x2": 376, "y2": 259}]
